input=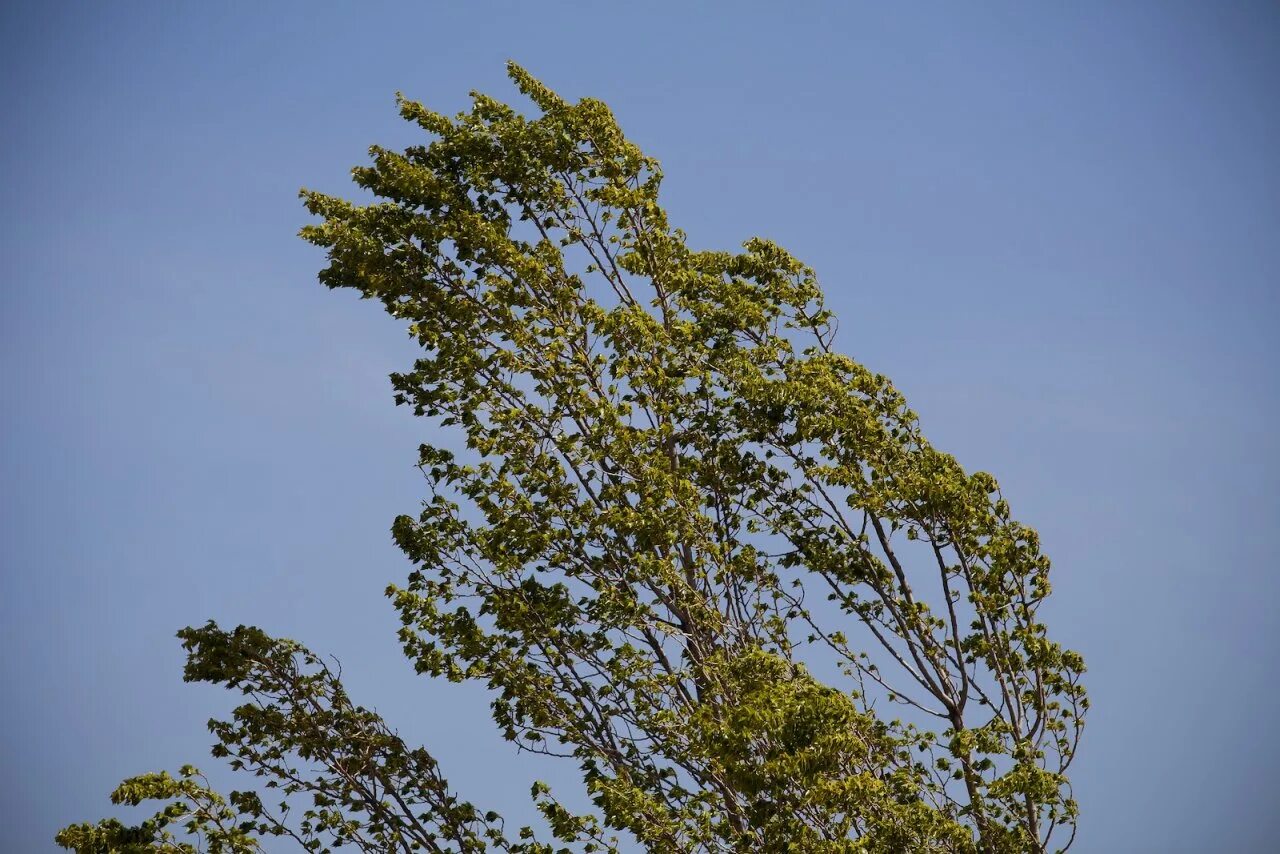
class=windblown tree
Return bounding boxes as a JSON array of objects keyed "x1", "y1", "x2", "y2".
[{"x1": 60, "y1": 65, "x2": 1086, "y2": 853}]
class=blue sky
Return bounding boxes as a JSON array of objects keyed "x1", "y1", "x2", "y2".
[{"x1": 2, "y1": 2, "x2": 1277, "y2": 850}]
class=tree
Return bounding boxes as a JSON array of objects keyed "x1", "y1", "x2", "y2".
[{"x1": 59, "y1": 64, "x2": 1087, "y2": 854}]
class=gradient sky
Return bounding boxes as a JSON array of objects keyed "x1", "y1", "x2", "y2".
[{"x1": 3, "y1": 2, "x2": 1277, "y2": 851}]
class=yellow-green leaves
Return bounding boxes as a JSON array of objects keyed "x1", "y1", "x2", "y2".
[
  {"x1": 61, "y1": 64, "x2": 1085, "y2": 854},
  {"x1": 306, "y1": 64, "x2": 1084, "y2": 851},
  {"x1": 55, "y1": 767, "x2": 262, "y2": 854}
]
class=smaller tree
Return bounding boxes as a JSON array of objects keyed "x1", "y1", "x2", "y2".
[
  {"x1": 60, "y1": 64, "x2": 1086, "y2": 853},
  {"x1": 58, "y1": 623, "x2": 523, "y2": 853}
]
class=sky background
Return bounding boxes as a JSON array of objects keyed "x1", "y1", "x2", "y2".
[{"x1": 3, "y1": 2, "x2": 1277, "y2": 851}]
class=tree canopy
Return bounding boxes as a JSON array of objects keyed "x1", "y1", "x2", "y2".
[{"x1": 59, "y1": 63, "x2": 1086, "y2": 853}]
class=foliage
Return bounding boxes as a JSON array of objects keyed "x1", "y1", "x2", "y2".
[{"x1": 60, "y1": 64, "x2": 1086, "y2": 853}]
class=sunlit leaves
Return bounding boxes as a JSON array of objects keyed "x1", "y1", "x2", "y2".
[{"x1": 59, "y1": 64, "x2": 1084, "y2": 854}]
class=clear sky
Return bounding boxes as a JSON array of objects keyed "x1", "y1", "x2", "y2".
[{"x1": 2, "y1": 2, "x2": 1277, "y2": 851}]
